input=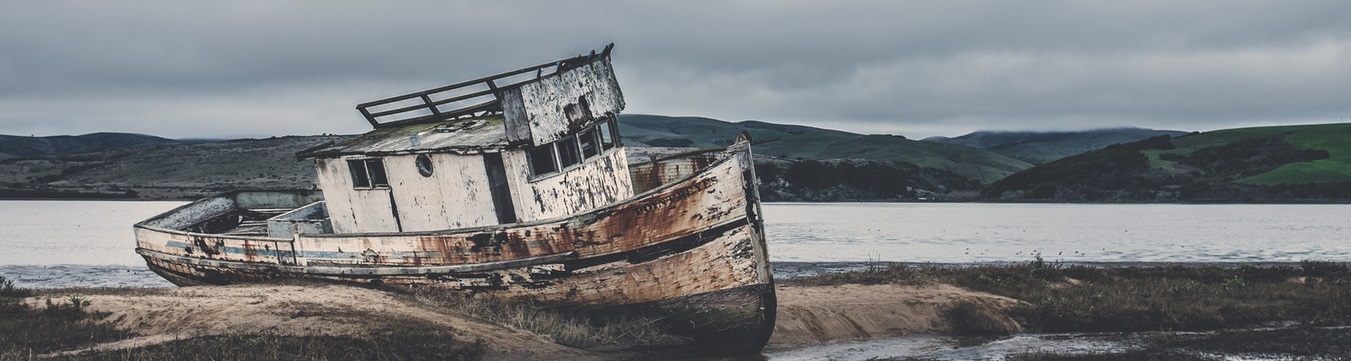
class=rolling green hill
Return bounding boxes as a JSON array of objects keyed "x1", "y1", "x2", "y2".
[
  {"x1": 987, "y1": 123, "x2": 1351, "y2": 202},
  {"x1": 1152, "y1": 124, "x2": 1351, "y2": 185},
  {"x1": 924, "y1": 128, "x2": 1187, "y2": 164},
  {"x1": 619, "y1": 114, "x2": 1032, "y2": 184}
]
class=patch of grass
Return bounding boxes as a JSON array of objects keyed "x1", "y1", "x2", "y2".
[
  {"x1": 1165, "y1": 123, "x2": 1351, "y2": 185},
  {"x1": 33, "y1": 287, "x2": 172, "y2": 298},
  {"x1": 405, "y1": 287, "x2": 686, "y2": 349},
  {"x1": 789, "y1": 260, "x2": 1351, "y2": 334},
  {"x1": 786, "y1": 264, "x2": 938, "y2": 287},
  {"x1": 0, "y1": 275, "x2": 30, "y2": 298},
  {"x1": 0, "y1": 275, "x2": 128, "y2": 355},
  {"x1": 54, "y1": 322, "x2": 484, "y2": 361}
]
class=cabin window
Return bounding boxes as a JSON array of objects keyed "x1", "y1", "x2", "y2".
[
  {"x1": 348, "y1": 158, "x2": 389, "y2": 188},
  {"x1": 579, "y1": 128, "x2": 599, "y2": 158},
  {"x1": 527, "y1": 144, "x2": 558, "y2": 176},
  {"x1": 415, "y1": 154, "x2": 434, "y2": 177},
  {"x1": 599, "y1": 120, "x2": 618, "y2": 150},
  {"x1": 558, "y1": 136, "x2": 581, "y2": 168}
]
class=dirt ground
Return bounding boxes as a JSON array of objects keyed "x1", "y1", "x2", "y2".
[
  {"x1": 30, "y1": 284, "x2": 598, "y2": 361},
  {"x1": 768, "y1": 283, "x2": 1023, "y2": 349},
  {"x1": 30, "y1": 283, "x2": 1023, "y2": 359}
]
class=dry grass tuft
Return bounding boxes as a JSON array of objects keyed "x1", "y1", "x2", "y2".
[{"x1": 405, "y1": 287, "x2": 686, "y2": 349}]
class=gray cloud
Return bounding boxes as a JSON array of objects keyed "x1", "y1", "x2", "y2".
[{"x1": 2, "y1": 0, "x2": 1349, "y2": 139}]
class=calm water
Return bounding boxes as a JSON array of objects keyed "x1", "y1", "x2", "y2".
[
  {"x1": 3, "y1": 200, "x2": 1348, "y2": 359},
  {"x1": 765, "y1": 202, "x2": 1351, "y2": 263},
  {"x1": 3, "y1": 201, "x2": 1351, "y2": 288}
]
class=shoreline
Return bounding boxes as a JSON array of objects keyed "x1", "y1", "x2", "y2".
[
  {"x1": 11, "y1": 282, "x2": 1017, "y2": 360},
  {"x1": 10, "y1": 261, "x2": 1349, "y2": 290},
  {"x1": 8, "y1": 261, "x2": 1351, "y2": 360}
]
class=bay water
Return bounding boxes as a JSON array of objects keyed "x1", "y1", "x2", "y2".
[
  {"x1": 3, "y1": 200, "x2": 1350, "y2": 288},
  {"x1": 3, "y1": 200, "x2": 1349, "y2": 359}
]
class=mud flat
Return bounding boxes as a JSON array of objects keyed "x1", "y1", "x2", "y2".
[
  {"x1": 9, "y1": 282, "x2": 1014, "y2": 360},
  {"x1": 768, "y1": 283, "x2": 1021, "y2": 348},
  {"x1": 16, "y1": 261, "x2": 1351, "y2": 360},
  {"x1": 23, "y1": 285, "x2": 590, "y2": 360}
]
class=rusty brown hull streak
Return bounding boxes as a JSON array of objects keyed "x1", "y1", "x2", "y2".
[
  {"x1": 135, "y1": 146, "x2": 775, "y2": 352},
  {"x1": 139, "y1": 220, "x2": 775, "y2": 352}
]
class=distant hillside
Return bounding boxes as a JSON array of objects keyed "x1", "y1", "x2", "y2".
[
  {"x1": 0, "y1": 133, "x2": 180, "y2": 160},
  {"x1": 985, "y1": 123, "x2": 1351, "y2": 202},
  {"x1": 13, "y1": 119, "x2": 1344, "y2": 203},
  {"x1": 924, "y1": 128, "x2": 1187, "y2": 164},
  {"x1": 1, "y1": 135, "x2": 346, "y2": 200},
  {"x1": 619, "y1": 114, "x2": 1031, "y2": 184}
]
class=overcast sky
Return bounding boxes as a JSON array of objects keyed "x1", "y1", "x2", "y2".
[{"x1": 3, "y1": 1, "x2": 1349, "y2": 139}]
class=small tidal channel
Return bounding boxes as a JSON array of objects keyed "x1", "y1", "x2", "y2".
[{"x1": 765, "y1": 333, "x2": 1129, "y2": 361}]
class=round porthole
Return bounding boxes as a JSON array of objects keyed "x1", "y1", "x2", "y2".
[{"x1": 416, "y1": 154, "x2": 434, "y2": 177}]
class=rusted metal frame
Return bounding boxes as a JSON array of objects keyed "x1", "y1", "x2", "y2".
[
  {"x1": 420, "y1": 93, "x2": 441, "y2": 115},
  {"x1": 359, "y1": 107, "x2": 379, "y2": 128},
  {"x1": 356, "y1": 61, "x2": 557, "y2": 127},
  {"x1": 296, "y1": 144, "x2": 510, "y2": 161},
  {"x1": 136, "y1": 248, "x2": 579, "y2": 276},
  {"x1": 367, "y1": 101, "x2": 502, "y2": 129},
  {"x1": 357, "y1": 44, "x2": 615, "y2": 128},
  {"x1": 367, "y1": 88, "x2": 499, "y2": 119}
]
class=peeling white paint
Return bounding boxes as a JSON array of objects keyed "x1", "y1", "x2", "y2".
[
  {"x1": 503, "y1": 58, "x2": 625, "y2": 146},
  {"x1": 316, "y1": 153, "x2": 501, "y2": 233},
  {"x1": 503, "y1": 147, "x2": 634, "y2": 222}
]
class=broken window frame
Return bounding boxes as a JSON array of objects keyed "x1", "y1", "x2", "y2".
[
  {"x1": 579, "y1": 128, "x2": 599, "y2": 159},
  {"x1": 348, "y1": 158, "x2": 390, "y2": 189},
  {"x1": 527, "y1": 118, "x2": 624, "y2": 181},
  {"x1": 599, "y1": 119, "x2": 619, "y2": 150},
  {"x1": 557, "y1": 135, "x2": 582, "y2": 168},
  {"x1": 527, "y1": 144, "x2": 559, "y2": 177}
]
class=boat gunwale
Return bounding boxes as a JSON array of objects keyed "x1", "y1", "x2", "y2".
[{"x1": 137, "y1": 248, "x2": 582, "y2": 276}]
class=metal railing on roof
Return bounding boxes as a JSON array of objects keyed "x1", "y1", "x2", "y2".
[{"x1": 356, "y1": 43, "x2": 615, "y2": 129}]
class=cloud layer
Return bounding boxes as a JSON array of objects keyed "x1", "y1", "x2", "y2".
[{"x1": 2, "y1": 1, "x2": 1349, "y2": 138}]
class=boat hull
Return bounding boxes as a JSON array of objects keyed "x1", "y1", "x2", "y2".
[{"x1": 134, "y1": 144, "x2": 775, "y2": 353}]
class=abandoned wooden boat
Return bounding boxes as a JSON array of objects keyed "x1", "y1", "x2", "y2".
[{"x1": 133, "y1": 44, "x2": 775, "y2": 353}]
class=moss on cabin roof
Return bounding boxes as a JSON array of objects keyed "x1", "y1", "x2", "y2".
[{"x1": 297, "y1": 115, "x2": 509, "y2": 159}]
